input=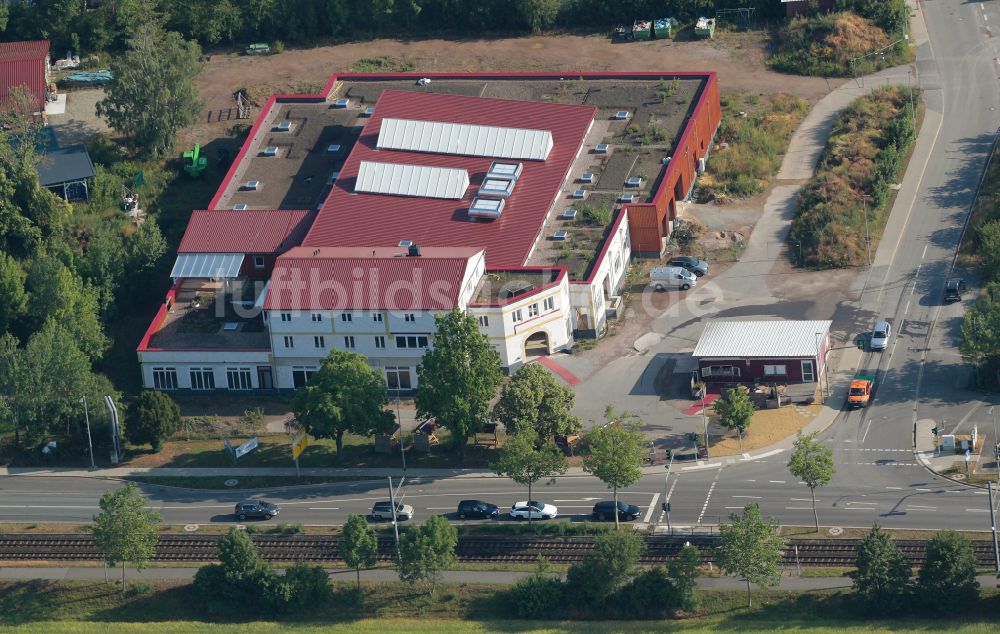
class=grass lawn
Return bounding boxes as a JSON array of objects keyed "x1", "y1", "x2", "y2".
[{"x1": 2, "y1": 581, "x2": 1000, "y2": 632}]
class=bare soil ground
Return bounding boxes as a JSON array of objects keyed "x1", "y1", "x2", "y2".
[
  {"x1": 185, "y1": 31, "x2": 833, "y2": 148},
  {"x1": 710, "y1": 402, "x2": 822, "y2": 457}
]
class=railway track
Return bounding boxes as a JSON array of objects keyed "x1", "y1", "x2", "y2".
[{"x1": 0, "y1": 534, "x2": 995, "y2": 567}]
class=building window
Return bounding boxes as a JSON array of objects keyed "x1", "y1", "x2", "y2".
[
  {"x1": 283, "y1": 335, "x2": 294, "y2": 348},
  {"x1": 292, "y1": 367, "x2": 316, "y2": 388},
  {"x1": 512, "y1": 309, "x2": 523, "y2": 323},
  {"x1": 404, "y1": 313, "x2": 416, "y2": 322},
  {"x1": 253, "y1": 256, "x2": 265, "y2": 269},
  {"x1": 311, "y1": 313, "x2": 322, "y2": 322},
  {"x1": 702, "y1": 366, "x2": 740, "y2": 378},
  {"x1": 478, "y1": 315, "x2": 489, "y2": 327},
  {"x1": 385, "y1": 366, "x2": 412, "y2": 390},
  {"x1": 344, "y1": 336, "x2": 356, "y2": 349},
  {"x1": 341, "y1": 313, "x2": 352, "y2": 322},
  {"x1": 226, "y1": 367, "x2": 253, "y2": 390},
  {"x1": 152, "y1": 367, "x2": 178, "y2": 390},
  {"x1": 314, "y1": 335, "x2": 325, "y2": 348},
  {"x1": 373, "y1": 313, "x2": 384, "y2": 322},
  {"x1": 543, "y1": 297, "x2": 555, "y2": 311},
  {"x1": 280, "y1": 312, "x2": 292, "y2": 322},
  {"x1": 374, "y1": 336, "x2": 385, "y2": 349},
  {"x1": 764, "y1": 365, "x2": 787, "y2": 376},
  {"x1": 395, "y1": 335, "x2": 428, "y2": 349},
  {"x1": 189, "y1": 368, "x2": 215, "y2": 390},
  {"x1": 528, "y1": 303, "x2": 539, "y2": 318}
]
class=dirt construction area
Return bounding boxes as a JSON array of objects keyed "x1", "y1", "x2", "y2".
[{"x1": 186, "y1": 31, "x2": 834, "y2": 148}]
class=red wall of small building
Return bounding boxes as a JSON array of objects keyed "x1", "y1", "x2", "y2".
[{"x1": 698, "y1": 357, "x2": 819, "y2": 384}]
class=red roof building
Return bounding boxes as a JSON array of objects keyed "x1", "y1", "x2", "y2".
[
  {"x1": 265, "y1": 246, "x2": 484, "y2": 311},
  {"x1": 178, "y1": 210, "x2": 315, "y2": 254},
  {"x1": 302, "y1": 90, "x2": 596, "y2": 267},
  {"x1": 0, "y1": 40, "x2": 49, "y2": 110}
]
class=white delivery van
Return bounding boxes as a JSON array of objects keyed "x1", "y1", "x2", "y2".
[{"x1": 650, "y1": 266, "x2": 697, "y2": 291}]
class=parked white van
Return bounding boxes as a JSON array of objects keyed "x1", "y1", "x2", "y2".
[{"x1": 650, "y1": 266, "x2": 697, "y2": 291}]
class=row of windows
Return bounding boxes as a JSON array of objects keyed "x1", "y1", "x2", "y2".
[
  {"x1": 154, "y1": 367, "x2": 253, "y2": 390},
  {"x1": 510, "y1": 296, "x2": 557, "y2": 324},
  {"x1": 282, "y1": 334, "x2": 425, "y2": 350},
  {"x1": 280, "y1": 311, "x2": 401, "y2": 323}
]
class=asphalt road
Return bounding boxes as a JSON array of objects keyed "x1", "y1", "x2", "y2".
[{"x1": 1, "y1": 0, "x2": 999, "y2": 534}]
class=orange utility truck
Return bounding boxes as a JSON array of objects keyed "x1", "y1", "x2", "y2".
[{"x1": 847, "y1": 375, "x2": 874, "y2": 408}]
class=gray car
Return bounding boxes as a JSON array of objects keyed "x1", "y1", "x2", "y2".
[
  {"x1": 669, "y1": 256, "x2": 709, "y2": 277},
  {"x1": 371, "y1": 501, "x2": 414, "y2": 521}
]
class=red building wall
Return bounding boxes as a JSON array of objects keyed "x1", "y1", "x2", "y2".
[
  {"x1": 627, "y1": 74, "x2": 722, "y2": 256},
  {"x1": 698, "y1": 357, "x2": 819, "y2": 384}
]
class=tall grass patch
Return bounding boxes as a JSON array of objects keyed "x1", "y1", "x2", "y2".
[
  {"x1": 790, "y1": 86, "x2": 921, "y2": 268},
  {"x1": 700, "y1": 92, "x2": 809, "y2": 200}
]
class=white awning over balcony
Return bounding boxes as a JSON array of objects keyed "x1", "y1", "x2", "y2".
[{"x1": 170, "y1": 253, "x2": 245, "y2": 279}]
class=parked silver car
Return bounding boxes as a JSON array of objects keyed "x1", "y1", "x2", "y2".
[{"x1": 371, "y1": 501, "x2": 414, "y2": 521}]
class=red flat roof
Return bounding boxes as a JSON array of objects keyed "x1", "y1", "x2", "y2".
[
  {"x1": 264, "y1": 246, "x2": 482, "y2": 311},
  {"x1": 302, "y1": 90, "x2": 596, "y2": 267},
  {"x1": 178, "y1": 210, "x2": 315, "y2": 254}
]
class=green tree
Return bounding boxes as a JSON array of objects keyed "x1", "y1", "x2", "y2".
[
  {"x1": 515, "y1": 0, "x2": 561, "y2": 33},
  {"x1": 566, "y1": 529, "x2": 645, "y2": 607},
  {"x1": 25, "y1": 254, "x2": 108, "y2": 361},
  {"x1": 194, "y1": 527, "x2": 275, "y2": 613},
  {"x1": 492, "y1": 363, "x2": 581, "y2": 442},
  {"x1": 849, "y1": 523, "x2": 911, "y2": 614},
  {"x1": 291, "y1": 349, "x2": 394, "y2": 457},
  {"x1": 787, "y1": 431, "x2": 835, "y2": 532},
  {"x1": 491, "y1": 429, "x2": 567, "y2": 525},
  {"x1": 961, "y1": 282, "x2": 1000, "y2": 369},
  {"x1": 91, "y1": 483, "x2": 161, "y2": 590},
  {"x1": 0, "y1": 252, "x2": 27, "y2": 334},
  {"x1": 96, "y1": 17, "x2": 204, "y2": 158},
  {"x1": 341, "y1": 513, "x2": 379, "y2": 591},
  {"x1": 667, "y1": 543, "x2": 701, "y2": 612},
  {"x1": 715, "y1": 503, "x2": 783, "y2": 608},
  {"x1": 397, "y1": 514, "x2": 457, "y2": 593},
  {"x1": 126, "y1": 391, "x2": 181, "y2": 451},
  {"x1": 978, "y1": 221, "x2": 1000, "y2": 281},
  {"x1": 917, "y1": 529, "x2": 980, "y2": 609},
  {"x1": 713, "y1": 386, "x2": 755, "y2": 438},
  {"x1": 581, "y1": 420, "x2": 646, "y2": 529},
  {"x1": 416, "y1": 309, "x2": 503, "y2": 458}
]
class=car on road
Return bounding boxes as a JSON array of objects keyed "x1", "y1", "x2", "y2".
[
  {"x1": 870, "y1": 319, "x2": 891, "y2": 351},
  {"x1": 671, "y1": 446, "x2": 708, "y2": 461},
  {"x1": 457, "y1": 500, "x2": 500, "y2": 519},
  {"x1": 235, "y1": 500, "x2": 279, "y2": 520},
  {"x1": 669, "y1": 256, "x2": 709, "y2": 277},
  {"x1": 371, "y1": 501, "x2": 414, "y2": 521},
  {"x1": 944, "y1": 278, "x2": 966, "y2": 303},
  {"x1": 510, "y1": 501, "x2": 558, "y2": 520},
  {"x1": 592, "y1": 500, "x2": 641, "y2": 522}
]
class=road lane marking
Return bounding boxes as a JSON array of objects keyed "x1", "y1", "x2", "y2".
[
  {"x1": 744, "y1": 479, "x2": 756, "y2": 483},
  {"x1": 916, "y1": 488, "x2": 932, "y2": 492},
  {"x1": 732, "y1": 495, "x2": 761, "y2": 499},
  {"x1": 725, "y1": 506, "x2": 746, "y2": 509},
  {"x1": 907, "y1": 506, "x2": 937, "y2": 511},
  {"x1": 697, "y1": 468, "x2": 722, "y2": 525},
  {"x1": 425, "y1": 507, "x2": 456, "y2": 510},
  {"x1": 790, "y1": 498, "x2": 814, "y2": 502},
  {"x1": 922, "y1": 245, "x2": 928, "y2": 259},
  {"x1": 643, "y1": 493, "x2": 660, "y2": 524},
  {"x1": 786, "y1": 507, "x2": 812, "y2": 510},
  {"x1": 986, "y1": 14, "x2": 990, "y2": 22},
  {"x1": 887, "y1": 486, "x2": 903, "y2": 490},
  {"x1": 845, "y1": 507, "x2": 877, "y2": 511},
  {"x1": 966, "y1": 509, "x2": 990, "y2": 513},
  {"x1": 307, "y1": 507, "x2": 339, "y2": 510},
  {"x1": 847, "y1": 502, "x2": 877, "y2": 505},
  {"x1": 769, "y1": 480, "x2": 785, "y2": 484}
]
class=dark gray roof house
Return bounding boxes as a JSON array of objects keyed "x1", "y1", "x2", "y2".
[{"x1": 36, "y1": 143, "x2": 95, "y2": 200}]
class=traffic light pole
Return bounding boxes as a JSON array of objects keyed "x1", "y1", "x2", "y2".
[{"x1": 989, "y1": 482, "x2": 1000, "y2": 574}]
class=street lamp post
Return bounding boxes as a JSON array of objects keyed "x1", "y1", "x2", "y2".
[
  {"x1": 860, "y1": 194, "x2": 872, "y2": 267},
  {"x1": 907, "y1": 69, "x2": 916, "y2": 131},
  {"x1": 701, "y1": 386, "x2": 710, "y2": 458},
  {"x1": 813, "y1": 333, "x2": 825, "y2": 399},
  {"x1": 991, "y1": 407, "x2": 998, "y2": 482},
  {"x1": 395, "y1": 388, "x2": 406, "y2": 473},
  {"x1": 80, "y1": 396, "x2": 95, "y2": 471}
]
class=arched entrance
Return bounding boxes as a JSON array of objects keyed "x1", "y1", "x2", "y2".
[{"x1": 523, "y1": 331, "x2": 550, "y2": 358}]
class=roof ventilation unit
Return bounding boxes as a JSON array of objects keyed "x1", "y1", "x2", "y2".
[
  {"x1": 327, "y1": 144, "x2": 341, "y2": 154},
  {"x1": 572, "y1": 189, "x2": 587, "y2": 199},
  {"x1": 562, "y1": 209, "x2": 578, "y2": 220},
  {"x1": 398, "y1": 240, "x2": 414, "y2": 248},
  {"x1": 468, "y1": 197, "x2": 505, "y2": 220},
  {"x1": 613, "y1": 111, "x2": 629, "y2": 120},
  {"x1": 580, "y1": 172, "x2": 595, "y2": 184},
  {"x1": 620, "y1": 193, "x2": 636, "y2": 203},
  {"x1": 232, "y1": 203, "x2": 248, "y2": 210},
  {"x1": 276, "y1": 121, "x2": 292, "y2": 132},
  {"x1": 486, "y1": 161, "x2": 523, "y2": 182},
  {"x1": 262, "y1": 146, "x2": 278, "y2": 157},
  {"x1": 595, "y1": 144, "x2": 610, "y2": 154},
  {"x1": 552, "y1": 230, "x2": 568, "y2": 240},
  {"x1": 407, "y1": 244, "x2": 421, "y2": 257},
  {"x1": 626, "y1": 176, "x2": 642, "y2": 187},
  {"x1": 362, "y1": 107, "x2": 375, "y2": 117},
  {"x1": 332, "y1": 98, "x2": 350, "y2": 108},
  {"x1": 480, "y1": 177, "x2": 516, "y2": 198},
  {"x1": 244, "y1": 180, "x2": 260, "y2": 191}
]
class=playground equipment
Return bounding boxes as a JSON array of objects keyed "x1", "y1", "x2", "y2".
[{"x1": 182, "y1": 144, "x2": 208, "y2": 177}]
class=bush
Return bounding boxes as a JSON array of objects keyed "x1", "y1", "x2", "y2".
[
  {"x1": 917, "y1": 529, "x2": 980, "y2": 611},
  {"x1": 769, "y1": 12, "x2": 909, "y2": 77},
  {"x1": 506, "y1": 560, "x2": 565, "y2": 618},
  {"x1": 280, "y1": 562, "x2": 332, "y2": 611},
  {"x1": 565, "y1": 530, "x2": 645, "y2": 609},
  {"x1": 125, "y1": 391, "x2": 181, "y2": 452}
]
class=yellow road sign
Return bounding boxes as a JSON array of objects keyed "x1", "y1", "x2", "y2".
[{"x1": 291, "y1": 430, "x2": 309, "y2": 460}]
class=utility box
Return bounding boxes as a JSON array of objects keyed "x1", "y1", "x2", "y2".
[{"x1": 941, "y1": 434, "x2": 956, "y2": 452}]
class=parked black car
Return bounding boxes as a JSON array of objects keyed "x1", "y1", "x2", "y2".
[
  {"x1": 457, "y1": 500, "x2": 499, "y2": 519},
  {"x1": 235, "y1": 500, "x2": 279, "y2": 520},
  {"x1": 669, "y1": 256, "x2": 709, "y2": 277},
  {"x1": 944, "y1": 278, "x2": 966, "y2": 303},
  {"x1": 592, "y1": 500, "x2": 641, "y2": 522}
]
